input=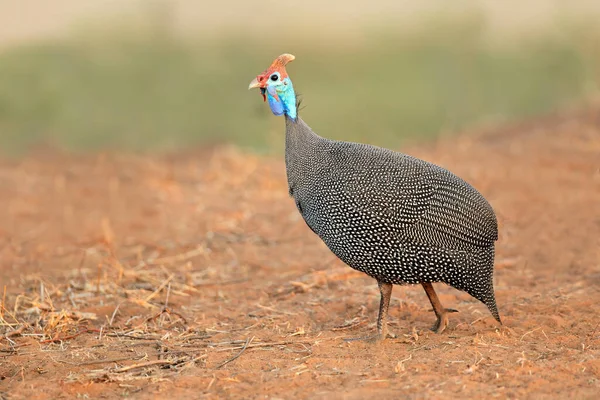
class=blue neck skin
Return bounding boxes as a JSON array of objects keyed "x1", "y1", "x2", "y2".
[{"x1": 266, "y1": 78, "x2": 297, "y2": 120}]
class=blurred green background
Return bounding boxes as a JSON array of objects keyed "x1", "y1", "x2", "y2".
[{"x1": 0, "y1": 1, "x2": 599, "y2": 155}]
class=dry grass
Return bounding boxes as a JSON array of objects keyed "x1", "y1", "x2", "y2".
[{"x1": 0, "y1": 243, "x2": 369, "y2": 390}]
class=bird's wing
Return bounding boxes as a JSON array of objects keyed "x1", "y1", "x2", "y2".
[{"x1": 323, "y1": 141, "x2": 498, "y2": 249}]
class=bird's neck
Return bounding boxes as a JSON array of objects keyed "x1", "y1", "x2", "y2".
[
  {"x1": 267, "y1": 80, "x2": 297, "y2": 119},
  {"x1": 285, "y1": 115, "x2": 323, "y2": 194}
]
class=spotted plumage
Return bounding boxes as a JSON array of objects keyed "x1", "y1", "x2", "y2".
[{"x1": 249, "y1": 54, "x2": 502, "y2": 340}]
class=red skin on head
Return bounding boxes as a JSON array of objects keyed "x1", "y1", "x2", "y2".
[{"x1": 253, "y1": 54, "x2": 295, "y2": 101}]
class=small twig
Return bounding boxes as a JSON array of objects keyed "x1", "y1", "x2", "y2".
[
  {"x1": 1, "y1": 285, "x2": 6, "y2": 318},
  {"x1": 113, "y1": 359, "x2": 177, "y2": 373},
  {"x1": 54, "y1": 355, "x2": 145, "y2": 366},
  {"x1": 40, "y1": 327, "x2": 99, "y2": 344},
  {"x1": 177, "y1": 333, "x2": 213, "y2": 341},
  {"x1": 206, "y1": 375, "x2": 216, "y2": 391},
  {"x1": 3, "y1": 300, "x2": 21, "y2": 325},
  {"x1": 520, "y1": 327, "x2": 542, "y2": 341},
  {"x1": 216, "y1": 337, "x2": 253, "y2": 369},
  {"x1": 96, "y1": 262, "x2": 103, "y2": 294},
  {"x1": 77, "y1": 248, "x2": 87, "y2": 278},
  {"x1": 589, "y1": 322, "x2": 599, "y2": 339},
  {"x1": 214, "y1": 337, "x2": 335, "y2": 351},
  {"x1": 167, "y1": 309, "x2": 187, "y2": 324},
  {"x1": 331, "y1": 319, "x2": 365, "y2": 331},
  {"x1": 185, "y1": 353, "x2": 208, "y2": 367},
  {"x1": 147, "y1": 246, "x2": 205, "y2": 266},
  {"x1": 105, "y1": 333, "x2": 161, "y2": 340},
  {"x1": 109, "y1": 303, "x2": 121, "y2": 326},
  {"x1": 164, "y1": 282, "x2": 171, "y2": 308},
  {"x1": 256, "y1": 304, "x2": 297, "y2": 316},
  {"x1": 144, "y1": 308, "x2": 187, "y2": 325},
  {"x1": 5, "y1": 324, "x2": 27, "y2": 338},
  {"x1": 192, "y1": 278, "x2": 249, "y2": 287},
  {"x1": 146, "y1": 275, "x2": 174, "y2": 302}
]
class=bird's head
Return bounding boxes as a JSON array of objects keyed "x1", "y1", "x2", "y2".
[{"x1": 248, "y1": 53, "x2": 297, "y2": 119}]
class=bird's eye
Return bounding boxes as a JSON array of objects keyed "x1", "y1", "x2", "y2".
[{"x1": 270, "y1": 74, "x2": 279, "y2": 81}]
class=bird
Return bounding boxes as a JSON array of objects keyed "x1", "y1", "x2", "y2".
[{"x1": 248, "y1": 54, "x2": 502, "y2": 341}]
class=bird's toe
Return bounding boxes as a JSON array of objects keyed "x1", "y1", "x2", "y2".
[{"x1": 431, "y1": 313, "x2": 450, "y2": 334}]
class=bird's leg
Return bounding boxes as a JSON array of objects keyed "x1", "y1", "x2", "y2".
[
  {"x1": 344, "y1": 280, "x2": 395, "y2": 342},
  {"x1": 421, "y1": 282, "x2": 458, "y2": 334},
  {"x1": 375, "y1": 281, "x2": 394, "y2": 340}
]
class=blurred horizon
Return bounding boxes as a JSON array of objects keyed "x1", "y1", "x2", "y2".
[
  {"x1": 0, "y1": 1, "x2": 599, "y2": 154},
  {"x1": 3, "y1": 0, "x2": 600, "y2": 46}
]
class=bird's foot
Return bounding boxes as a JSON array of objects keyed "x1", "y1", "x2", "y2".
[
  {"x1": 431, "y1": 308, "x2": 458, "y2": 334},
  {"x1": 343, "y1": 330, "x2": 396, "y2": 343}
]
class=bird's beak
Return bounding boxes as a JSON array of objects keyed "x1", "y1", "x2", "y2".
[{"x1": 248, "y1": 78, "x2": 260, "y2": 90}]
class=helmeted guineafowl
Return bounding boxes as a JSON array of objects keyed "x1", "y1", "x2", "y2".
[{"x1": 249, "y1": 54, "x2": 502, "y2": 341}]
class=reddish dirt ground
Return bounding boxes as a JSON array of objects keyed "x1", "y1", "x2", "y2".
[{"x1": 1, "y1": 106, "x2": 599, "y2": 399}]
